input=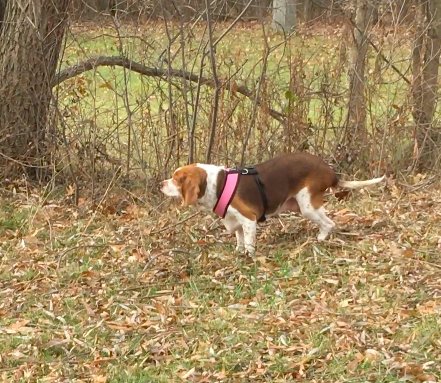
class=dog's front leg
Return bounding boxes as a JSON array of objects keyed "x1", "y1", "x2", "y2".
[
  {"x1": 241, "y1": 218, "x2": 257, "y2": 256},
  {"x1": 222, "y1": 214, "x2": 255, "y2": 254},
  {"x1": 222, "y1": 215, "x2": 243, "y2": 252},
  {"x1": 235, "y1": 227, "x2": 245, "y2": 252}
]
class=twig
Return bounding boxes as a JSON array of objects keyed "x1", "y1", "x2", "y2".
[
  {"x1": 205, "y1": 0, "x2": 221, "y2": 163},
  {"x1": 417, "y1": 258, "x2": 441, "y2": 270},
  {"x1": 111, "y1": 15, "x2": 134, "y2": 177},
  {"x1": 320, "y1": 3, "x2": 411, "y2": 85},
  {"x1": 149, "y1": 211, "x2": 201, "y2": 235},
  {"x1": 57, "y1": 244, "x2": 109, "y2": 269},
  {"x1": 83, "y1": 165, "x2": 122, "y2": 233},
  {"x1": 213, "y1": 0, "x2": 255, "y2": 46},
  {"x1": 397, "y1": 176, "x2": 437, "y2": 192},
  {"x1": 240, "y1": 23, "x2": 270, "y2": 165},
  {"x1": 53, "y1": 56, "x2": 286, "y2": 124}
]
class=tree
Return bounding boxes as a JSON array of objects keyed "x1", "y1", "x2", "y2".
[
  {"x1": 412, "y1": 0, "x2": 441, "y2": 169},
  {"x1": 342, "y1": 0, "x2": 373, "y2": 166},
  {"x1": 303, "y1": 0, "x2": 312, "y2": 22},
  {"x1": 272, "y1": 0, "x2": 296, "y2": 32},
  {"x1": 0, "y1": 0, "x2": 70, "y2": 179}
]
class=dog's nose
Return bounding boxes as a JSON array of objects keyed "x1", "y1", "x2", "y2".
[{"x1": 160, "y1": 180, "x2": 166, "y2": 190}]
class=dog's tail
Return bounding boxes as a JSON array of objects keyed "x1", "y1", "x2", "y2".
[{"x1": 337, "y1": 175, "x2": 385, "y2": 189}]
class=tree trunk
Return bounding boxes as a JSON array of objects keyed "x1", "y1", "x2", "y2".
[
  {"x1": 0, "y1": 0, "x2": 70, "y2": 179},
  {"x1": 342, "y1": 0, "x2": 373, "y2": 166},
  {"x1": 411, "y1": 0, "x2": 441, "y2": 170},
  {"x1": 303, "y1": 0, "x2": 312, "y2": 22},
  {"x1": 0, "y1": 0, "x2": 6, "y2": 31},
  {"x1": 272, "y1": 0, "x2": 296, "y2": 33}
]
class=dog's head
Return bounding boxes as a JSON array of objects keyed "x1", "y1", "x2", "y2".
[{"x1": 161, "y1": 165, "x2": 207, "y2": 206}]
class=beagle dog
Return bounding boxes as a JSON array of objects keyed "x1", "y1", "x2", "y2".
[{"x1": 161, "y1": 153, "x2": 384, "y2": 255}]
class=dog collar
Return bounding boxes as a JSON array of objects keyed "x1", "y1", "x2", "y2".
[{"x1": 213, "y1": 169, "x2": 240, "y2": 218}]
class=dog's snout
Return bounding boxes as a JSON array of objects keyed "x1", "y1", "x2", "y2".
[{"x1": 160, "y1": 180, "x2": 172, "y2": 194}]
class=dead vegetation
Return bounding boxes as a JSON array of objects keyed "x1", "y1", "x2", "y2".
[
  {"x1": 1, "y1": 5, "x2": 441, "y2": 382},
  {"x1": 0, "y1": 176, "x2": 440, "y2": 382}
]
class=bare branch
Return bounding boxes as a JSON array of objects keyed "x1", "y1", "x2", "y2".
[
  {"x1": 53, "y1": 55, "x2": 286, "y2": 124},
  {"x1": 205, "y1": 0, "x2": 220, "y2": 163},
  {"x1": 214, "y1": 0, "x2": 255, "y2": 46}
]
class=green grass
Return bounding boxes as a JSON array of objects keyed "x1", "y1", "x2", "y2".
[{"x1": 0, "y1": 203, "x2": 31, "y2": 235}]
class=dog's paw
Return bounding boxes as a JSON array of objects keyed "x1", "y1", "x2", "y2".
[
  {"x1": 244, "y1": 245, "x2": 255, "y2": 257},
  {"x1": 235, "y1": 244, "x2": 245, "y2": 253},
  {"x1": 317, "y1": 231, "x2": 329, "y2": 241}
]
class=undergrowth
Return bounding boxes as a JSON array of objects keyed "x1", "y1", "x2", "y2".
[{"x1": 1, "y1": 176, "x2": 440, "y2": 382}]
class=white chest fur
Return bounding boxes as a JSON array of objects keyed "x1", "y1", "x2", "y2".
[{"x1": 196, "y1": 163, "x2": 225, "y2": 209}]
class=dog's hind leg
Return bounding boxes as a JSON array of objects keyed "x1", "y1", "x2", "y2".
[{"x1": 296, "y1": 187, "x2": 334, "y2": 241}]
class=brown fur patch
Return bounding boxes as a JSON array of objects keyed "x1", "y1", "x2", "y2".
[
  {"x1": 173, "y1": 165, "x2": 207, "y2": 206},
  {"x1": 233, "y1": 153, "x2": 338, "y2": 218},
  {"x1": 310, "y1": 192, "x2": 325, "y2": 209},
  {"x1": 281, "y1": 197, "x2": 300, "y2": 212},
  {"x1": 230, "y1": 196, "x2": 258, "y2": 220},
  {"x1": 303, "y1": 178, "x2": 325, "y2": 209}
]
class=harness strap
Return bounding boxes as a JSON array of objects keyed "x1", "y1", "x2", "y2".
[
  {"x1": 236, "y1": 167, "x2": 268, "y2": 222},
  {"x1": 213, "y1": 169, "x2": 240, "y2": 218},
  {"x1": 213, "y1": 166, "x2": 269, "y2": 222}
]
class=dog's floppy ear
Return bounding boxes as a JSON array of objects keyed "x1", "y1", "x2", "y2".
[
  {"x1": 177, "y1": 167, "x2": 207, "y2": 206},
  {"x1": 181, "y1": 176, "x2": 200, "y2": 206}
]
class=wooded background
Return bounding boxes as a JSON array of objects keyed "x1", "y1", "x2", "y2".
[
  {"x1": 70, "y1": 0, "x2": 412, "y2": 22},
  {"x1": 0, "y1": 0, "x2": 439, "y2": 198}
]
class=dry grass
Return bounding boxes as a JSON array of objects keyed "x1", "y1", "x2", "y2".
[{"x1": 1, "y1": 176, "x2": 440, "y2": 382}]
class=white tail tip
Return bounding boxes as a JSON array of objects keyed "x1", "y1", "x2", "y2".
[{"x1": 338, "y1": 175, "x2": 385, "y2": 189}]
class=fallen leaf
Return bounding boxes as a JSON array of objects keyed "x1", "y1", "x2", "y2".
[
  {"x1": 364, "y1": 349, "x2": 381, "y2": 362},
  {"x1": 181, "y1": 367, "x2": 196, "y2": 379},
  {"x1": 92, "y1": 375, "x2": 107, "y2": 383}
]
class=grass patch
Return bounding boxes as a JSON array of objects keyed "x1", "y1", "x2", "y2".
[
  {"x1": 0, "y1": 203, "x2": 31, "y2": 236},
  {"x1": 2, "y1": 181, "x2": 440, "y2": 381}
]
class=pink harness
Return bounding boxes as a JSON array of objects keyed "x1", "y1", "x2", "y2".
[{"x1": 213, "y1": 169, "x2": 240, "y2": 218}]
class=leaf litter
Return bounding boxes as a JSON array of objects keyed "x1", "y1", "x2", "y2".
[{"x1": 0, "y1": 179, "x2": 440, "y2": 382}]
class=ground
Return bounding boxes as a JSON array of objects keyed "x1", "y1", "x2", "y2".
[{"x1": 0, "y1": 176, "x2": 440, "y2": 382}]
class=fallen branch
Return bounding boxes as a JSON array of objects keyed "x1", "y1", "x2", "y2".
[
  {"x1": 53, "y1": 56, "x2": 286, "y2": 124},
  {"x1": 149, "y1": 211, "x2": 201, "y2": 235},
  {"x1": 57, "y1": 243, "x2": 109, "y2": 269}
]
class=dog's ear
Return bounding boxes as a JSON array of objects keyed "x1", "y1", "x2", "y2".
[
  {"x1": 181, "y1": 176, "x2": 200, "y2": 206},
  {"x1": 178, "y1": 167, "x2": 207, "y2": 206}
]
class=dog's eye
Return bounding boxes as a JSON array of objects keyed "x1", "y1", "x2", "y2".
[
  {"x1": 171, "y1": 176, "x2": 183, "y2": 187},
  {"x1": 175, "y1": 173, "x2": 186, "y2": 183}
]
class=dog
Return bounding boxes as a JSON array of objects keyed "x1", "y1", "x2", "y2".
[{"x1": 160, "y1": 153, "x2": 385, "y2": 255}]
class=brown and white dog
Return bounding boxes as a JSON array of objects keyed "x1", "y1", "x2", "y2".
[{"x1": 160, "y1": 153, "x2": 384, "y2": 255}]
